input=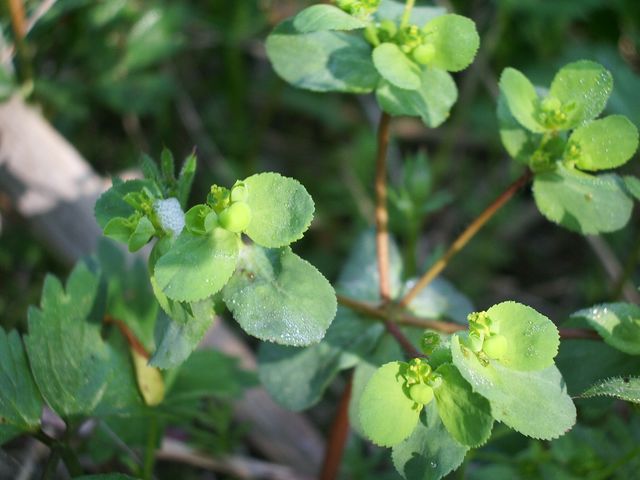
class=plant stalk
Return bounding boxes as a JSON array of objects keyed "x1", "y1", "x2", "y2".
[
  {"x1": 375, "y1": 112, "x2": 393, "y2": 303},
  {"x1": 399, "y1": 170, "x2": 533, "y2": 307},
  {"x1": 319, "y1": 378, "x2": 352, "y2": 480},
  {"x1": 401, "y1": 0, "x2": 416, "y2": 28}
]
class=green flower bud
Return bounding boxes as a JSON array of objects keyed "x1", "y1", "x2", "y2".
[
  {"x1": 412, "y1": 43, "x2": 436, "y2": 65},
  {"x1": 409, "y1": 383, "x2": 434, "y2": 405},
  {"x1": 483, "y1": 334, "x2": 508, "y2": 360},
  {"x1": 219, "y1": 201, "x2": 252, "y2": 233},
  {"x1": 231, "y1": 181, "x2": 248, "y2": 202},
  {"x1": 468, "y1": 331, "x2": 484, "y2": 352}
]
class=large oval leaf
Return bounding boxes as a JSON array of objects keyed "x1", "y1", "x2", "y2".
[
  {"x1": 266, "y1": 19, "x2": 379, "y2": 93},
  {"x1": 376, "y1": 67, "x2": 457, "y2": 127},
  {"x1": 451, "y1": 335, "x2": 576, "y2": 440},
  {"x1": 222, "y1": 245, "x2": 336, "y2": 346},
  {"x1": 154, "y1": 229, "x2": 240, "y2": 302},
  {"x1": 372, "y1": 43, "x2": 421, "y2": 90},
  {"x1": 533, "y1": 165, "x2": 633, "y2": 234},
  {"x1": 499, "y1": 68, "x2": 544, "y2": 133},
  {"x1": 422, "y1": 14, "x2": 479, "y2": 72},
  {"x1": 293, "y1": 5, "x2": 366, "y2": 33},
  {"x1": 570, "y1": 303, "x2": 640, "y2": 355}
]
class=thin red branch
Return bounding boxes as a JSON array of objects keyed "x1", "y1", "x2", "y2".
[
  {"x1": 319, "y1": 379, "x2": 352, "y2": 480},
  {"x1": 104, "y1": 314, "x2": 150, "y2": 359},
  {"x1": 399, "y1": 170, "x2": 534, "y2": 307}
]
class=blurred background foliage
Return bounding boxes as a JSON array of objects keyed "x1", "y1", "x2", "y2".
[{"x1": 0, "y1": 0, "x2": 639, "y2": 478}]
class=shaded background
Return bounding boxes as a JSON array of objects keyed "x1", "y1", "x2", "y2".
[{"x1": 1, "y1": 0, "x2": 639, "y2": 478}]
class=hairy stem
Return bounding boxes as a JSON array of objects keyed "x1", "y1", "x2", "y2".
[
  {"x1": 399, "y1": 170, "x2": 533, "y2": 307},
  {"x1": 319, "y1": 378, "x2": 352, "y2": 480}
]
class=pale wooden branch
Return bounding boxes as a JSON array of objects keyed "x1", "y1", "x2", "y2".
[{"x1": 0, "y1": 95, "x2": 323, "y2": 475}]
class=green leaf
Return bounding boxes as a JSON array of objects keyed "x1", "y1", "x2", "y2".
[
  {"x1": 570, "y1": 303, "x2": 640, "y2": 355},
  {"x1": 499, "y1": 68, "x2": 544, "y2": 133},
  {"x1": 579, "y1": 376, "x2": 640, "y2": 404},
  {"x1": 103, "y1": 217, "x2": 134, "y2": 243},
  {"x1": 406, "y1": 277, "x2": 474, "y2": 324},
  {"x1": 293, "y1": 5, "x2": 366, "y2": 33},
  {"x1": 359, "y1": 362, "x2": 420, "y2": 447},
  {"x1": 422, "y1": 14, "x2": 479, "y2": 72},
  {"x1": 243, "y1": 172, "x2": 315, "y2": 248},
  {"x1": 497, "y1": 92, "x2": 542, "y2": 163},
  {"x1": 154, "y1": 229, "x2": 239, "y2": 302},
  {"x1": 258, "y1": 307, "x2": 383, "y2": 411},
  {"x1": 434, "y1": 364, "x2": 493, "y2": 447},
  {"x1": 25, "y1": 264, "x2": 111, "y2": 418},
  {"x1": 149, "y1": 300, "x2": 216, "y2": 369},
  {"x1": 376, "y1": 67, "x2": 457, "y2": 127},
  {"x1": 451, "y1": 335, "x2": 576, "y2": 439},
  {"x1": 568, "y1": 115, "x2": 639, "y2": 171},
  {"x1": 349, "y1": 335, "x2": 405, "y2": 436},
  {"x1": 549, "y1": 60, "x2": 612, "y2": 127},
  {"x1": 533, "y1": 165, "x2": 633, "y2": 234},
  {"x1": 485, "y1": 301, "x2": 559, "y2": 371},
  {"x1": 337, "y1": 229, "x2": 403, "y2": 301},
  {"x1": 0, "y1": 328, "x2": 43, "y2": 443},
  {"x1": 266, "y1": 20, "x2": 379, "y2": 93},
  {"x1": 165, "y1": 349, "x2": 257, "y2": 403},
  {"x1": 222, "y1": 245, "x2": 336, "y2": 346},
  {"x1": 96, "y1": 240, "x2": 157, "y2": 349},
  {"x1": 376, "y1": 1, "x2": 445, "y2": 26},
  {"x1": 372, "y1": 43, "x2": 421, "y2": 90},
  {"x1": 392, "y1": 403, "x2": 468, "y2": 480},
  {"x1": 94, "y1": 179, "x2": 154, "y2": 228},
  {"x1": 128, "y1": 216, "x2": 155, "y2": 252},
  {"x1": 177, "y1": 152, "x2": 197, "y2": 208},
  {"x1": 624, "y1": 175, "x2": 640, "y2": 201}
]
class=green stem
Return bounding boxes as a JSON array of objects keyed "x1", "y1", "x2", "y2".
[
  {"x1": 41, "y1": 448, "x2": 61, "y2": 480},
  {"x1": 612, "y1": 229, "x2": 640, "y2": 300},
  {"x1": 36, "y1": 430, "x2": 83, "y2": 477},
  {"x1": 143, "y1": 415, "x2": 159, "y2": 480},
  {"x1": 401, "y1": 0, "x2": 416, "y2": 27}
]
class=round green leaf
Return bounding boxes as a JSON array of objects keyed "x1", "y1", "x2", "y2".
[
  {"x1": 568, "y1": 115, "x2": 639, "y2": 171},
  {"x1": 499, "y1": 68, "x2": 544, "y2": 133},
  {"x1": 293, "y1": 5, "x2": 366, "y2": 33},
  {"x1": 451, "y1": 335, "x2": 576, "y2": 440},
  {"x1": 433, "y1": 364, "x2": 493, "y2": 447},
  {"x1": 222, "y1": 245, "x2": 336, "y2": 346},
  {"x1": 359, "y1": 362, "x2": 421, "y2": 447},
  {"x1": 376, "y1": 67, "x2": 457, "y2": 127},
  {"x1": 103, "y1": 217, "x2": 134, "y2": 243},
  {"x1": 422, "y1": 14, "x2": 479, "y2": 73},
  {"x1": 243, "y1": 172, "x2": 315, "y2": 248},
  {"x1": 571, "y1": 303, "x2": 640, "y2": 355},
  {"x1": 549, "y1": 60, "x2": 612, "y2": 127},
  {"x1": 485, "y1": 301, "x2": 559, "y2": 371},
  {"x1": 266, "y1": 20, "x2": 379, "y2": 93},
  {"x1": 533, "y1": 165, "x2": 633, "y2": 234},
  {"x1": 372, "y1": 43, "x2": 421, "y2": 90},
  {"x1": 391, "y1": 403, "x2": 468, "y2": 480},
  {"x1": 154, "y1": 229, "x2": 239, "y2": 302}
]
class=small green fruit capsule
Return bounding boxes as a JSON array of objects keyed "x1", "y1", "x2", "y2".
[
  {"x1": 409, "y1": 383, "x2": 434, "y2": 405},
  {"x1": 379, "y1": 19, "x2": 397, "y2": 39},
  {"x1": 412, "y1": 43, "x2": 436, "y2": 65},
  {"x1": 204, "y1": 211, "x2": 218, "y2": 232},
  {"x1": 219, "y1": 202, "x2": 251, "y2": 233},
  {"x1": 364, "y1": 24, "x2": 379, "y2": 46},
  {"x1": 541, "y1": 97, "x2": 561, "y2": 112},
  {"x1": 483, "y1": 334, "x2": 508, "y2": 360}
]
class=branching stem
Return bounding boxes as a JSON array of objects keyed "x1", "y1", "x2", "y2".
[
  {"x1": 399, "y1": 170, "x2": 533, "y2": 307},
  {"x1": 375, "y1": 112, "x2": 393, "y2": 303},
  {"x1": 401, "y1": 0, "x2": 416, "y2": 28}
]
